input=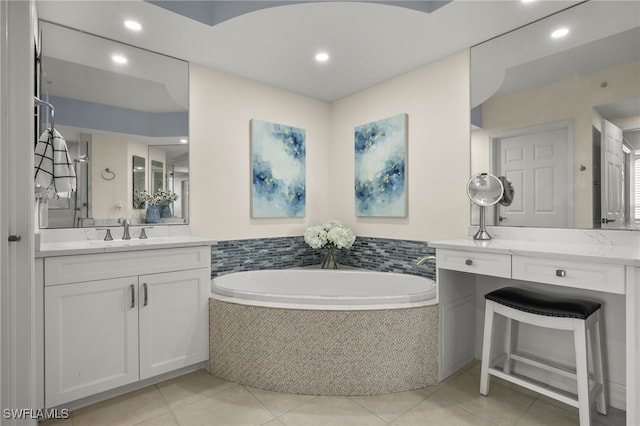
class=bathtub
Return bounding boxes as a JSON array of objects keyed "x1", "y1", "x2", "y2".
[
  {"x1": 209, "y1": 269, "x2": 439, "y2": 395},
  {"x1": 211, "y1": 269, "x2": 437, "y2": 309}
]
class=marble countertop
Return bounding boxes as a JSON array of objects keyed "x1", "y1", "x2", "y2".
[
  {"x1": 429, "y1": 237, "x2": 640, "y2": 267},
  {"x1": 36, "y1": 225, "x2": 216, "y2": 257},
  {"x1": 37, "y1": 235, "x2": 216, "y2": 257}
]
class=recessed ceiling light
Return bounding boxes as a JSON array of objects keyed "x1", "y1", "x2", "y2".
[
  {"x1": 124, "y1": 20, "x2": 142, "y2": 31},
  {"x1": 112, "y1": 54, "x2": 128, "y2": 64},
  {"x1": 551, "y1": 28, "x2": 569, "y2": 39},
  {"x1": 521, "y1": 0, "x2": 536, "y2": 3},
  {"x1": 315, "y1": 52, "x2": 330, "y2": 63},
  {"x1": 180, "y1": 139, "x2": 188, "y2": 144}
]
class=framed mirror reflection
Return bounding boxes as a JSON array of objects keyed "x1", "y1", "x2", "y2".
[
  {"x1": 471, "y1": 1, "x2": 640, "y2": 231},
  {"x1": 38, "y1": 21, "x2": 189, "y2": 228}
]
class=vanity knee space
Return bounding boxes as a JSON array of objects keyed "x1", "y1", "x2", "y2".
[{"x1": 432, "y1": 242, "x2": 632, "y2": 415}]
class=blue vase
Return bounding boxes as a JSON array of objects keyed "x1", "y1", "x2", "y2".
[
  {"x1": 146, "y1": 205, "x2": 160, "y2": 223},
  {"x1": 160, "y1": 204, "x2": 172, "y2": 218}
]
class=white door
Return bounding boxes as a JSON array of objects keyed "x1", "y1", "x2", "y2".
[
  {"x1": 44, "y1": 278, "x2": 139, "y2": 407},
  {"x1": 138, "y1": 268, "x2": 209, "y2": 379},
  {"x1": 601, "y1": 119, "x2": 625, "y2": 228},
  {"x1": 493, "y1": 124, "x2": 571, "y2": 227}
]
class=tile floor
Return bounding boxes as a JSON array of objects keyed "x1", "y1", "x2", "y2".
[{"x1": 41, "y1": 362, "x2": 625, "y2": 426}]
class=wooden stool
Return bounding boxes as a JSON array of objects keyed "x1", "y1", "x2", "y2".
[{"x1": 480, "y1": 287, "x2": 606, "y2": 426}]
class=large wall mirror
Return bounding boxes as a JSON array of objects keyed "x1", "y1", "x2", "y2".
[
  {"x1": 471, "y1": 1, "x2": 640, "y2": 231},
  {"x1": 38, "y1": 21, "x2": 189, "y2": 228}
]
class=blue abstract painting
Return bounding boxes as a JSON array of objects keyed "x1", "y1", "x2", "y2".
[
  {"x1": 251, "y1": 119, "x2": 306, "y2": 218},
  {"x1": 355, "y1": 114, "x2": 407, "y2": 217}
]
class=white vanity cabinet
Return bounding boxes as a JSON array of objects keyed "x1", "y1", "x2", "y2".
[{"x1": 42, "y1": 246, "x2": 211, "y2": 407}]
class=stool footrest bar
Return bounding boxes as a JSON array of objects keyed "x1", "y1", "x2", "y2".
[
  {"x1": 510, "y1": 353, "x2": 577, "y2": 380},
  {"x1": 488, "y1": 368, "x2": 580, "y2": 408}
]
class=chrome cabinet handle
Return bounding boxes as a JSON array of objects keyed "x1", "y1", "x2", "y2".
[
  {"x1": 465, "y1": 259, "x2": 473, "y2": 266},
  {"x1": 143, "y1": 283, "x2": 148, "y2": 306},
  {"x1": 8, "y1": 235, "x2": 21, "y2": 242},
  {"x1": 556, "y1": 269, "x2": 566, "y2": 278},
  {"x1": 130, "y1": 284, "x2": 135, "y2": 308}
]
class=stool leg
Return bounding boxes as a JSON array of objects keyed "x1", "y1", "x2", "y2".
[
  {"x1": 504, "y1": 318, "x2": 518, "y2": 374},
  {"x1": 591, "y1": 313, "x2": 607, "y2": 415},
  {"x1": 480, "y1": 300, "x2": 495, "y2": 395},
  {"x1": 574, "y1": 318, "x2": 592, "y2": 426}
]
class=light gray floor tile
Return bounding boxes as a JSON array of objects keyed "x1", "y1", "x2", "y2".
[
  {"x1": 438, "y1": 370, "x2": 536, "y2": 426},
  {"x1": 60, "y1": 366, "x2": 626, "y2": 426},
  {"x1": 38, "y1": 417, "x2": 73, "y2": 426},
  {"x1": 157, "y1": 369, "x2": 237, "y2": 409},
  {"x1": 394, "y1": 391, "x2": 497, "y2": 426},
  {"x1": 258, "y1": 418, "x2": 286, "y2": 426},
  {"x1": 72, "y1": 386, "x2": 170, "y2": 426},
  {"x1": 135, "y1": 412, "x2": 179, "y2": 426},
  {"x1": 516, "y1": 399, "x2": 580, "y2": 426},
  {"x1": 349, "y1": 388, "x2": 433, "y2": 422},
  {"x1": 278, "y1": 396, "x2": 387, "y2": 426},
  {"x1": 244, "y1": 386, "x2": 318, "y2": 416},
  {"x1": 171, "y1": 385, "x2": 274, "y2": 426}
]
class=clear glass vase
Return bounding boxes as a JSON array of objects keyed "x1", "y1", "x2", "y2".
[{"x1": 321, "y1": 247, "x2": 338, "y2": 269}]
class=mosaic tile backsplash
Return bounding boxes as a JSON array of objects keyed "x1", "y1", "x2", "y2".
[{"x1": 211, "y1": 236, "x2": 435, "y2": 280}]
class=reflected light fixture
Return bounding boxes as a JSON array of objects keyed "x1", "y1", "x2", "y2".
[
  {"x1": 124, "y1": 20, "x2": 142, "y2": 31},
  {"x1": 315, "y1": 51, "x2": 330, "y2": 63},
  {"x1": 180, "y1": 138, "x2": 188, "y2": 144},
  {"x1": 551, "y1": 27, "x2": 569, "y2": 38},
  {"x1": 112, "y1": 54, "x2": 128, "y2": 64}
]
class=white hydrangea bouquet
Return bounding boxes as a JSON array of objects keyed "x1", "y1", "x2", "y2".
[{"x1": 304, "y1": 220, "x2": 356, "y2": 269}]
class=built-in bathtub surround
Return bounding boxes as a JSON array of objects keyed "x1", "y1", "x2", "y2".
[
  {"x1": 209, "y1": 269, "x2": 438, "y2": 395},
  {"x1": 209, "y1": 300, "x2": 438, "y2": 395},
  {"x1": 210, "y1": 236, "x2": 436, "y2": 279}
]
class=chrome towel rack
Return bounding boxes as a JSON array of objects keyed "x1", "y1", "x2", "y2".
[{"x1": 34, "y1": 96, "x2": 55, "y2": 130}]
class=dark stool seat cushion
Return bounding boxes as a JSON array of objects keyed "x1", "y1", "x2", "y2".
[{"x1": 485, "y1": 287, "x2": 601, "y2": 320}]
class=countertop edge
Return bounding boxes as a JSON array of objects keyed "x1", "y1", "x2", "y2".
[
  {"x1": 429, "y1": 239, "x2": 640, "y2": 267},
  {"x1": 36, "y1": 238, "x2": 217, "y2": 258}
]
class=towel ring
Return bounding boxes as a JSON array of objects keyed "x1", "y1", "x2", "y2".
[{"x1": 101, "y1": 168, "x2": 116, "y2": 181}]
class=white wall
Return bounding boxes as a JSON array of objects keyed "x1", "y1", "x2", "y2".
[
  {"x1": 190, "y1": 65, "x2": 331, "y2": 240},
  {"x1": 330, "y1": 51, "x2": 471, "y2": 241},
  {"x1": 91, "y1": 134, "x2": 150, "y2": 222},
  {"x1": 473, "y1": 60, "x2": 640, "y2": 228},
  {"x1": 190, "y1": 51, "x2": 470, "y2": 242}
]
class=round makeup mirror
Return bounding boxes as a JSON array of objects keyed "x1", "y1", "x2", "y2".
[{"x1": 467, "y1": 173, "x2": 504, "y2": 240}]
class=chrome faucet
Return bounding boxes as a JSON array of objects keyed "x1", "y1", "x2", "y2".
[
  {"x1": 417, "y1": 255, "x2": 436, "y2": 266},
  {"x1": 118, "y1": 217, "x2": 131, "y2": 240}
]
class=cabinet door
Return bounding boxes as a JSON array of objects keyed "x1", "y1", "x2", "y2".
[
  {"x1": 45, "y1": 277, "x2": 139, "y2": 407},
  {"x1": 138, "y1": 268, "x2": 210, "y2": 379}
]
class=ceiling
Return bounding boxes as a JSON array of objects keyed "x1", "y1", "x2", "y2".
[{"x1": 36, "y1": 0, "x2": 582, "y2": 103}]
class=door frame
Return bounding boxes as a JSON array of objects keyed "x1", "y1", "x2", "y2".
[
  {"x1": 1, "y1": 0, "x2": 38, "y2": 423},
  {"x1": 488, "y1": 120, "x2": 574, "y2": 228}
]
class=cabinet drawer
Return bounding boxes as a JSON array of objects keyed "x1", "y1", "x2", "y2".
[
  {"x1": 437, "y1": 249, "x2": 511, "y2": 278},
  {"x1": 512, "y1": 256, "x2": 625, "y2": 294},
  {"x1": 45, "y1": 246, "x2": 210, "y2": 286}
]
